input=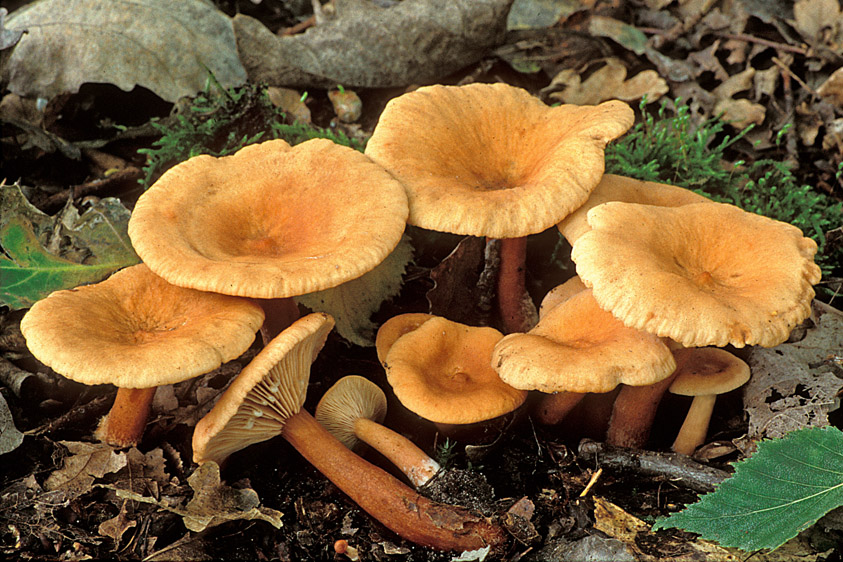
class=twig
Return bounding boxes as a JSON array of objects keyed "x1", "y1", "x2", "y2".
[
  {"x1": 716, "y1": 32, "x2": 808, "y2": 56},
  {"x1": 37, "y1": 167, "x2": 142, "y2": 212},
  {"x1": 24, "y1": 394, "x2": 111, "y2": 437},
  {"x1": 772, "y1": 56, "x2": 819, "y2": 98},
  {"x1": 577, "y1": 439, "x2": 730, "y2": 493}
]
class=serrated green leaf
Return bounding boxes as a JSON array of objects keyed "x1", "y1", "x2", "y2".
[
  {"x1": 0, "y1": 185, "x2": 140, "y2": 309},
  {"x1": 296, "y1": 235, "x2": 413, "y2": 347},
  {"x1": 652, "y1": 426, "x2": 843, "y2": 552}
]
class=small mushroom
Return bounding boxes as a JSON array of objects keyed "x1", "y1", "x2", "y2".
[
  {"x1": 192, "y1": 313, "x2": 505, "y2": 551},
  {"x1": 668, "y1": 347, "x2": 751, "y2": 455},
  {"x1": 366, "y1": 83, "x2": 633, "y2": 333},
  {"x1": 382, "y1": 316, "x2": 527, "y2": 440},
  {"x1": 128, "y1": 138, "x2": 409, "y2": 343},
  {"x1": 316, "y1": 375, "x2": 440, "y2": 487},
  {"x1": 492, "y1": 289, "x2": 676, "y2": 437},
  {"x1": 20, "y1": 264, "x2": 264, "y2": 447}
]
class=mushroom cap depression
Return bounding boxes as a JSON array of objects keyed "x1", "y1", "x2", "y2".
[
  {"x1": 571, "y1": 201, "x2": 822, "y2": 348},
  {"x1": 557, "y1": 174, "x2": 711, "y2": 244},
  {"x1": 129, "y1": 139, "x2": 409, "y2": 299},
  {"x1": 365, "y1": 83, "x2": 634, "y2": 239},
  {"x1": 192, "y1": 313, "x2": 334, "y2": 464},
  {"x1": 20, "y1": 263, "x2": 264, "y2": 389},
  {"x1": 383, "y1": 316, "x2": 527, "y2": 425},
  {"x1": 493, "y1": 289, "x2": 676, "y2": 394},
  {"x1": 669, "y1": 347, "x2": 751, "y2": 397},
  {"x1": 315, "y1": 375, "x2": 388, "y2": 450}
]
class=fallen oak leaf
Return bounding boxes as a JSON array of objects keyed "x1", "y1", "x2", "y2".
[
  {"x1": 545, "y1": 58, "x2": 668, "y2": 105},
  {"x1": 44, "y1": 441, "x2": 128, "y2": 500}
]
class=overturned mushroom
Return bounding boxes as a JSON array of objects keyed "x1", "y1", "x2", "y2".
[
  {"x1": 316, "y1": 375, "x2": 440, "y2": 487},
  {"x1": 20, "y1": 264, "x2": 264, "y2": 447},
  {"x1": 192, "y1": 313, "x2": 505, "y2": 551},
  {"x1": 366, "y1": 83, "x2": 633, "y2": 333}
]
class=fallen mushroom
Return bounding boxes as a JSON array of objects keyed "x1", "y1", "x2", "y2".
[
  {"x1": 20, "y1": 264, "x2": 264, "y2": 447},
  {"x1": 192, "y1": 313, "x2": 505, "y2": 551},
  {"x1": 668, "y1": 347, "x2": 751, "y2": 455},
  {"x1": 381, "y1": 315, "x2": 528, "y2": 441},
  {"x1": 492, "y1": 289, "x2": 676, "y2": 439},
  {"x1": 128, "y1": 138, "x2": 409, "y2": 343},
  {"x1": 365, "y1": 83, "x2": 633, "y2": 333},
  {"x1": 315, "y1": 375, "x2": 441, "y2": 487}
]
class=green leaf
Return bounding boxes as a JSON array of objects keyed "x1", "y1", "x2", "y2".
[
  {"x1": 0, "y1": 185, "x2": 140, "y2": 309},
  {"x1": 652, "y1": 426, "x2": 843, "y2": 552},
  {"x1": 296, "y1": 235, "x2": 413, "y2": 347}
]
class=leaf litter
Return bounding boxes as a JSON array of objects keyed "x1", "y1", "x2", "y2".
[{"x1": 1, "y1": 0, "x2": 843, "y2": 560}]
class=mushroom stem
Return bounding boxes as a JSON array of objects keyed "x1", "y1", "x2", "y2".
[
  {"x1": 671, "y1": 394, "x2": 717, "y2": 456},
  {"x1": 256, "y1": 297, "x2": 301, "y2": 345},
  {"x1": 95, "y1": 386, "x2": 156, "y2": 447},
  {"x1": 354, "y1": 417, "x2": 441, "y2": 487},
  {"x1": 494, "y1": 237, "x2": 537, "y2": 334},
  {"x1": 282, "y1": 410, "x2": 505, "y2": 551},
  {"x1": 605, "y1": 372, "x2": 678, "y2": 448},
  {"x1": 534, "y1": 391, "x2": 587, "y2": 425}
]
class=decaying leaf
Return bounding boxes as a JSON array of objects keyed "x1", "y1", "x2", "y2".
[
  {"x1": 0, "y1": 392, "x2": 23, "y2": 455},
  {"x1": 818, "y1": 67, "x2": 843, "y2": 107},
  {"x1": 744, "y1": 301, "x2": 843, "y2": 441},
  {"x1": 111, "y1": 462, "x2": 282, "y2": 532},
  {"x1": 45, "y1": 441, "x2": 128, "y2": 499},
  {"x1": 546, "y1": 58, "x2": 668, "y2": 105},
  {"x1": 0, "y1": 184, "x2": 139, "y2": 309},
  {"x1": 233, "y1": 0, "x2": 512, "y2": 88},
  {"x1": 426, "y1": 236, "x2": 490, "y2": 327},
  {"x1": 98, "y1": 500, "x2": 137, "y2": 543},
  {"x1": 2, "y1": 0, "x2": 246, "y2": 102},
  {"x1": 297, "y1": 235, "x2": 413, "y2": 346}
]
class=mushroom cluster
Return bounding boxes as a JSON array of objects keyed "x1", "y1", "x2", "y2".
[{"x1": 17, "y1": 81, "x2": 824, "y2": 554}]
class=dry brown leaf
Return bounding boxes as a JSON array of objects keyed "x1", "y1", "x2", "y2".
[
  {"x1": 0, "y1": 392, "x2": 23, "y2": 455},
  {"x1": 98, "y1": 500, "x2": 137, "y2": 543},
  {"x1": 45, "y1": 441, "x2": 127, "y2": 499},
  {"x1": 233, "y1": 0, "x2": 512, "y2": 88},
  {"x1": 2, "y1": 0, "x2": 246, "y2": 102},
  {"x1": 744, "y1": 301, "x2": 843, "y2": 442},
  {"x1": 426, "y1": 236, "x2": 489, "y2": 327},
  {"x1": 818, "y1": 67, "x2": 843, "y2": 107},
  {"x1": 792, "y1": 0, "x2": 842, "y2": 43},
  {"x1": 712, "y1": 68, "x2": 766, "y2": 128},
  {"x1": 546, "y1": 58, "x2": 668, "y2": 105}
]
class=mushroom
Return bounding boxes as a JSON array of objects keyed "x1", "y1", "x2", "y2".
[
  {"x1": 374, "y1": 313, "x2": 435, "y2": 366},
  {"x1": 365, "y1": 83, "x2": 634, "y2": 333},
  {"x1": 192, "y1": 313, "x2": 505, "y2": 551},
  {"x1": 20, "y1": 264, "x2": 264, "y2": 447},
  {"x1": 571, "y1": 201, "x2": 822, "y2": 348},
  {"x1": 668, "y1": 347, "x2": 750, "y2": 455},
  {"x1": 557, "y1": 173, "x2": 711, "y2": 245},
  {"x1": 381, "y1": 315, "x2": 528, "y2": 440},
  {"x1": 538, "y1": 275, "x2": 588, "y2": 319},
  {"x1": 492, "y1": 289, "x2": 676, "y2": 437},
  {"x1": 315, "y1": 375, "x2": 441, "y2": 487},
  {"x1": 128, "y1": 138, "x2": 409, "y2": 343}
]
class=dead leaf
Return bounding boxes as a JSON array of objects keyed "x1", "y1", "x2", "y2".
[
  {"x1": 233, "y1": 0, "x2": 512, "y2": 88},
  {"x1": 426, "y1": 236, "x2": 490, "y2": 326},
  {"x1": 817, "y1": 67, "x2": 843, "y2": 107},
  {"x1": 108, "y1": 447, "x2": 170, "y2": 498},
  {"x1": 45, "y1": 441, "x2": 127, "y2": 499},
  {"x1": 2, "y1": 0, "x2": 246, "y2": 102},
  {"x1": 297, "y1": 235, "x2": 412, "y2": 346},
  {"x1": 744, "y1": 301, "x2": 843, "y2": 441},
  {"x1": 712, "y1": 68, "x2": 766, "y2": 128},
  {"x1": 791, "y1": 0, "x2": 842, "y2": 44},
  {"x1": 0, "y1": 392, "x2": 23, "y2": 455},
  {"x1": 506, "y1": 0, "x2": 584, "y2": 30},
  {"x1": 546, "y1": 58, "x2": 668, "y2": 105},
  {"x1": 98, "y1": 500, "x2": 137, "y2": 543}
]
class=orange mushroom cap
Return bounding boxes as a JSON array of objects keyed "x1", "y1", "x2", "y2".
[
  {"x1": 365, "y1": 83, "x2": 634, "y2": 239},
  {"x1": 375, "y1": 313, "x2": 436, "y2": 366},
  {"x1": 128, "y1": 138, "x2": 409, "y2": 299},
  {"x1": 538, "y1": 275, "x2": 588, "y2": 319},
  {"x1": 383, "y1": 316, "x2": 527, "y2": 425},
  {"x1": 557, "y1": 173, "x2": 711, "y2": 244},
  {"x1": 20, "y1": 263, "x2": 264, "y2": 389},
  {"x1": 492, "y1": 289, "x2": 676, "y2": 394},
  {"x1": 571, "y1": 201, "x2": 822, "y2": 348}
]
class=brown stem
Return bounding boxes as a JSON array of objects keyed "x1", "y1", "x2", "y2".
[
  {"x1": 495, "y1": 237, "x2": 537, "y2": 334},
  {"x1": 95, "y1": 387, "x2": 157, "y2": 447},
  {"x1": 283, "y1": 410, "x2": 505, "y2": 551},
  {"x1": 354, "y1": 417, "x2": 440, "y2": 487},
  {"x1": 671, "y1": 394, "x2": 717, "y2": 456},
  {"x1": 256, "y1": 297, "x2": 301, "y2": 345},
  {"x1": 534, "y1": 392, "x2": 587, "y2": 425},
  {"x1": 605, "y1": 372, "x2": 678, "y2": 449}
]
